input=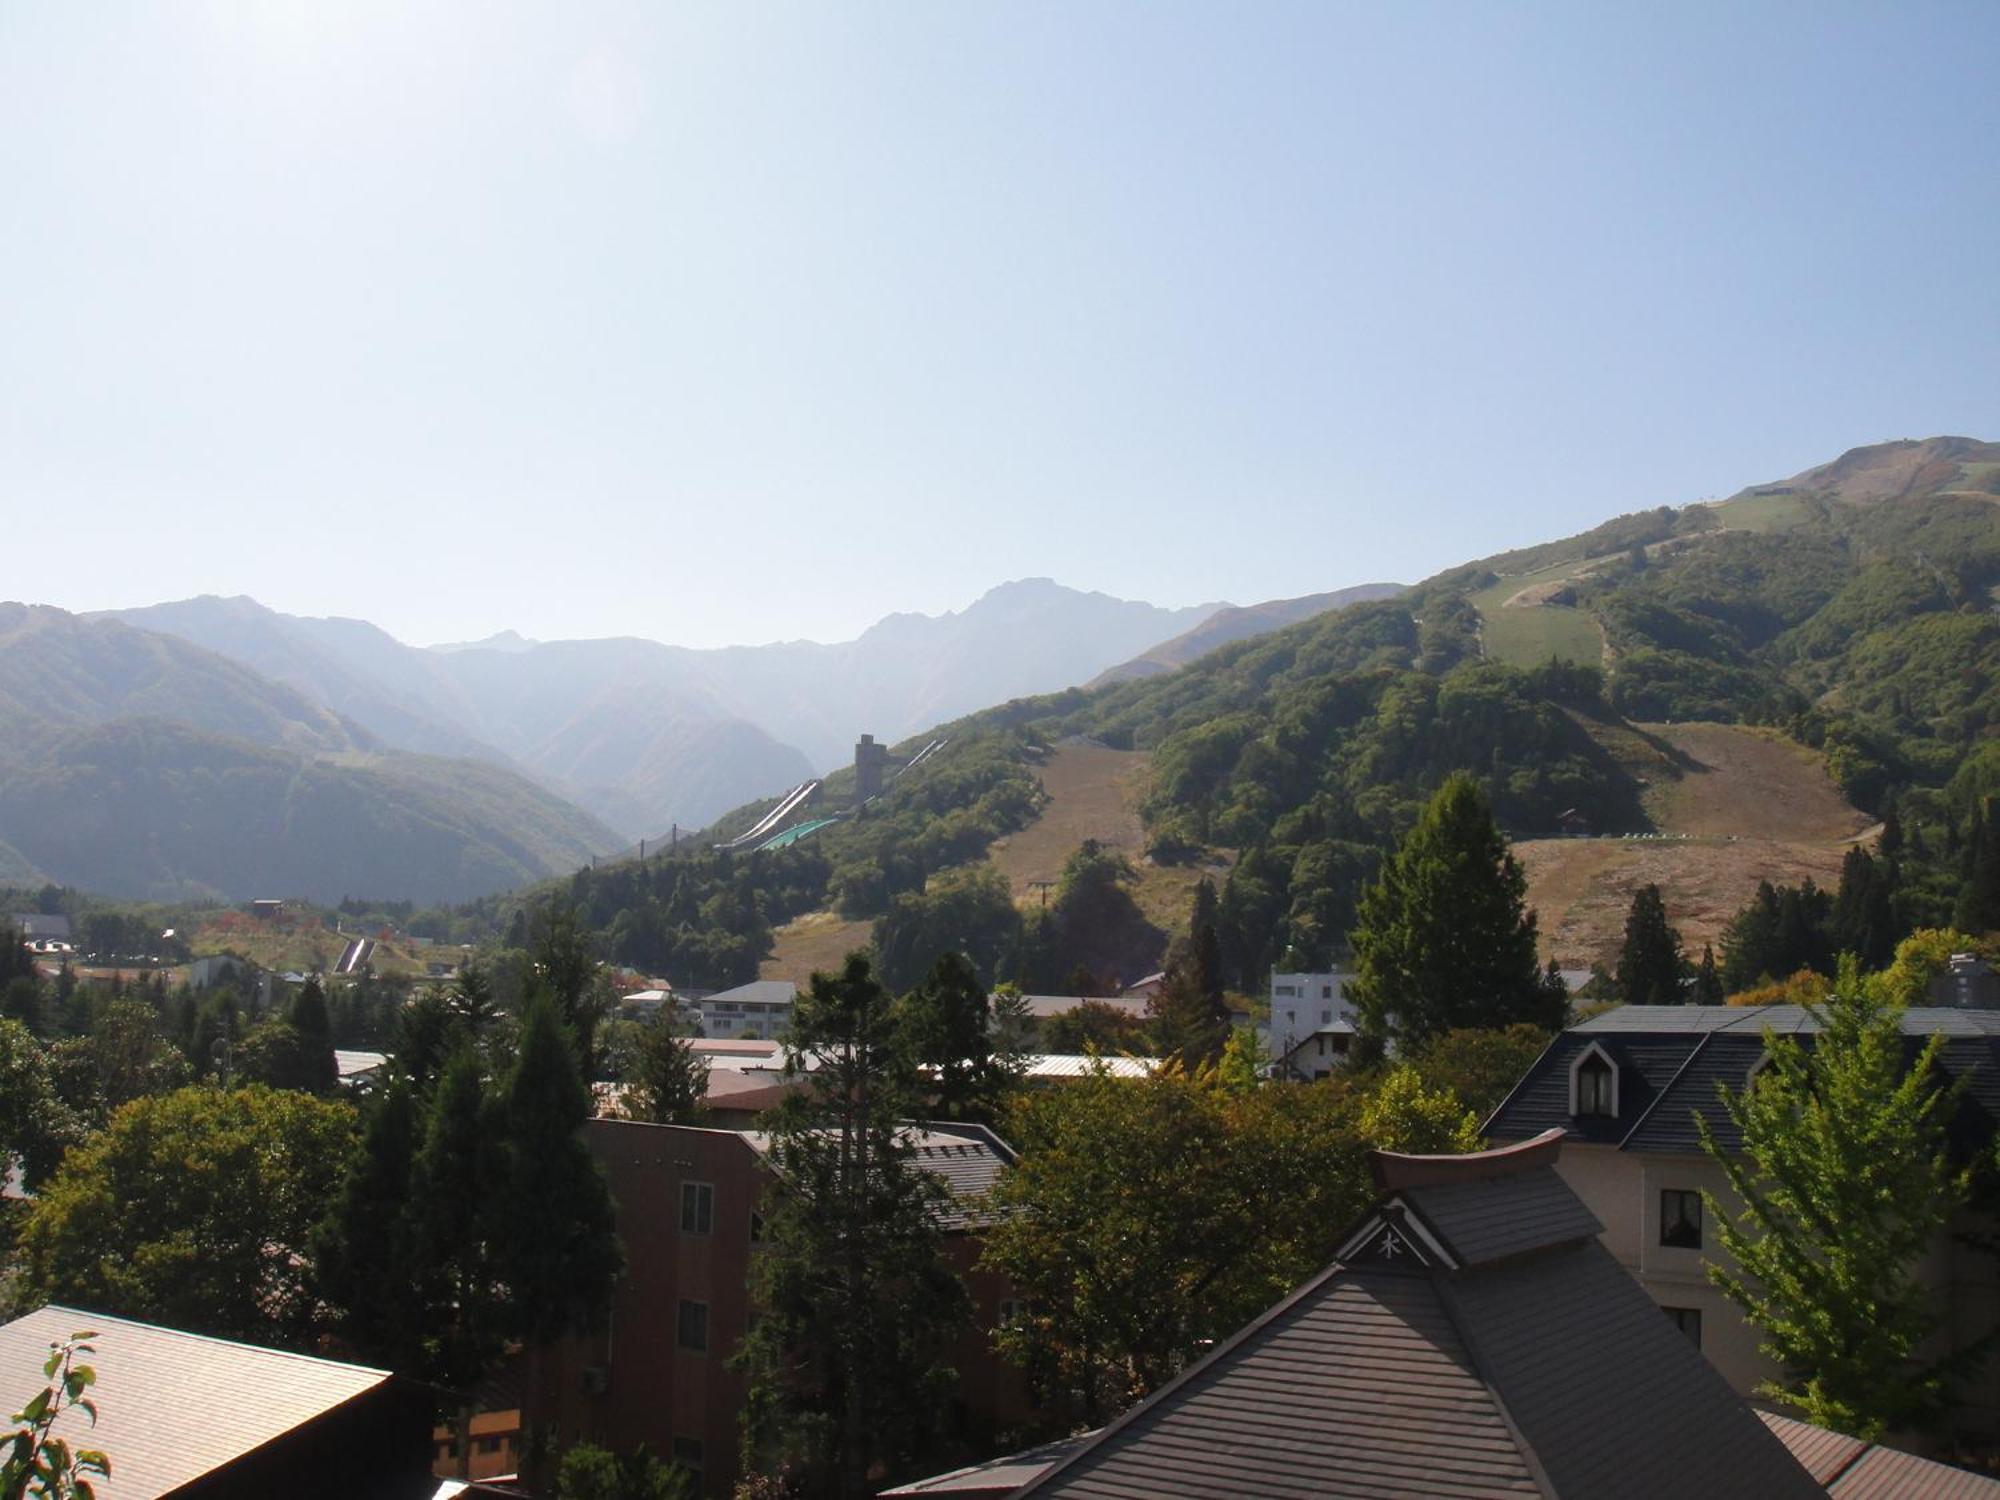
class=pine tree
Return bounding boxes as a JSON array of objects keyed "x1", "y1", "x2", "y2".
[
  {"x1": 739, "y1": 953, "x2": 967, "y2": 1496},
  {"x1": 1699, "y1": 973, "x2": 1972, "y2": 1438},
  {"x1": 1954, "y1": 797, "x2": 2000, "y2": 936},
  {"x1": 1348, "y1": 775, "x2": 1561, "y2": 1055},
  {"x1": 533, "y1": 905, "x2": 608, "y2": 1079},
  {"x1": 288, "y1": 977, "x2": 338, "y2": 1094},
  {"x1": 313, "y1": 1078, "x2": 426, "y2": 1372},
  {"x1": 1694, "y1": 944, "x2": 1725, "y2": 1006},
  {"x1": 624, "y1": 1022, "x2": 709, "y2": 1126},
  {"x1": 1614, "y1": 884, "x2": 1686, "y2": 1005},
  {"x1": 1721, "y1": 881, "x2": 1783, "y2": 991},
  {"x1": 896, "y1": 951, "x2": 1020, "y2": 1124},
  {"x1": 1832, "y1": 846, "x2": 1900, "y2": 969}
]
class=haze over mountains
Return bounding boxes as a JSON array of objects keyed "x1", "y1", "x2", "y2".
[{"x1": 0, "y1": 578, "x2": 1388, "y2": 903}]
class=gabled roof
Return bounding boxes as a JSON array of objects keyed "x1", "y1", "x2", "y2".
[
  {"x1": 1760, "y1": 1411, "x2": 2000, "y2": 1496},
  {"x1": 1014, "y1": 1132, "x2": 1820, "y2": 1499},
  {"x1": 1487, "y1": 1006, "x2": 2000, "y2": 1155},
  {"x1": 0, "y1": 1305, "x2": 394, "y2": 1498},
  {"x1": 702, "y1": 979, "x2": 798, "y2": 1007}
]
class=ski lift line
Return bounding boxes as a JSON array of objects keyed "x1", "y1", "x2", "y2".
[{"x1": 714, "y1": 778, "x2": 822, "y2": 851}]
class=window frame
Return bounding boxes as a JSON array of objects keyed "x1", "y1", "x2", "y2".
[
  {"x1": 1659, "y1": 1188, "x2": 1703, "y2": 1250},
  {"x1": 676, "y1": 1297, "x2": 711, "y2": 1353},
  {"x1": 1662, "y1": 1305, "x2": 1702, "y2": 1347},
  {"x1": 680, "y1": 1180, "x2": 715, "y2": 1237},
  {"x1": 1569, "y1": 1041, "x2": 1619, "y2": 1118}
]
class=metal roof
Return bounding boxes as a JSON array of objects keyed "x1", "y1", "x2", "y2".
[
  {"x1": 1015, "y1": 1137, "x2": 1821, "y2": 1499},
  {"x1": 878, "y1": 1434, "x2": 1096, "y2": 1496},
  {"x1": 0, "y1": 1305, "x2": 391, "y2": 1500},
  {"x1": 1010, "y1": 994, "x2": 1150, "y2": 1020},
  {"x1": 701, "y1": 979, "x2": 798, "y2": 1007},
  {"x1": 742, "y1": 1124, "x2": 1015, "y2": 1230}
]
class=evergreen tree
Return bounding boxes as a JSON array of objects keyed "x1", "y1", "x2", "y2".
[
  {"x1": 395, "y1": 986, "x2": 458, "y2": 1092},
  {"x1": 1614, "y1": 884, "x2": 1685, "y2": 1005},
  {"x1": 1954, "y1": 797, "x2": 2000, "y2": 936},
  {"x1": 288, "y1": 977, "x2": 338, "y2": 1094},
  {"x1": 1721, "y1": 881, "x2": 1785, "y2": 992},
  {"x1": 896, "y1": 950, "x2": 1020, "y2": 1124},
  {"x1": 1348, "y1": 775, "x2": 1561, "y2": 1055},
  {"x1": 490, "y1": 995, "x2": 621, "y2": 1469},
  {"x1": 1832, "y1": 846, "x2": 1900, "y2": 969},
  {"x1": 408, "y1": 1047, "x2": 508, "y2": 1476},
  {"x1": 624, "y1": 1023, "x2": 709, "y2": 1126},
  {"x1": 1694, "y1": 944, "x2": 1725, "y2": 1006},
  {"x1": 313, "y1": 1078, "x2": 426, "y2": 1371},
  {"x1": 1699, "y1": 973, "x2": 1973, "y2": 1438},
  {"x1": 739, "y1": 954, "x2": 967, "y2": 1496},
  {"x1": 533, "y1": 905, "x2": 608, "y2": 1079}
]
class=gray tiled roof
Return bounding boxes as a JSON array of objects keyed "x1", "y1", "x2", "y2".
[
  {"x1": 1490, "y1": 1009, "x2": 2000, "y2": 1157},
  {"x1": 0, "y1": 1305, "x2": 390, "y2": 1499},
  {"x1": 1403, "y1": 1165, "x2": 1601, "y2": 1266},
  {"x1": 743, "y1": 1122, "x2": 1014, "y2": 1230},
  {"x1": 1018, "y1": 1138, "x2": 1820, "y2": 1499}
]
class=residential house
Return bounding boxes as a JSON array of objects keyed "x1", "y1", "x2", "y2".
[
  {"x1": 534, "y1": 1118, "x2": 1027, "y2": 1497},
  {"x1": 1484, "y1": 1004, "x2": 2000, "y2": 1441},
  {"x1": 0, "y1": 1304, "x2": 434, "y2": 1499},
  {"x1": 899, "y1": 1131, "x2": 1826, "y2": 1498}
]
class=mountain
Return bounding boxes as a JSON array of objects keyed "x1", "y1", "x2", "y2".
[
  {"x1": 100, "y1": 581, "x2": 1226, "y2": 839},
  {"x1": 1089, "y1": 582, "x2": 1408, "y2": 687},
  {"x1": 0, "y1": 604, "x2": 619, "y2": 903},
  {"x1": 634, "y1": 433, "x2": 2000, "y2": 995}
]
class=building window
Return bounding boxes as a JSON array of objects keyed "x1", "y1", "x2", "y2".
[
  {"x1": 1321, "y1": 985, "x2": 1333, "y2": 999},
  {"x1": 1575, "y1": 1053, "x2": 1615, "y2": 1116},
  {"x1": 749, "y1": 1208, "x2": 767, "y2": 1244},
  {"x1": 672, "y1": 1436, "x2": 704, "y2": 1477},
  {"x1": 681, "y1": 1181, "x2": 714, "y2": 1236},
  {"x1": 1660, "y1": 1189, "x2": 1703, "y2": 1249},
  {"x1": 1662, "y1": 1306, "x2": 1702, "y2": 1348},
  {"x1": 1321, "y1": 1009, "x2": 1332, "y2": 1024},
  {"x1": 996, "y1": 1298, "x2": 1024, "y2": 1327},
  {"x1": 677, "y1": 1299, "x2": 710, "y2": 1352}
]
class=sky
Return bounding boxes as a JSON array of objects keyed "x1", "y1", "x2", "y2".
[{"x1": 3, "y1": 2, "x2": 1997, "y2": 650}]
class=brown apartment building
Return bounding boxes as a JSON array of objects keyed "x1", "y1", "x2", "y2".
[{"x1": 532, "y1": 1118, "x2": 1029, "y2": 1497}]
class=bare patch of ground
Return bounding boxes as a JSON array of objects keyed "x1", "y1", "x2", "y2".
[{"x1": 761, "y1": 909, "x2": 875, "y2": 986}]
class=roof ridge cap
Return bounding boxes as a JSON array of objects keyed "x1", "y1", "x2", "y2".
[
  {"x1": 1615, "y1": 1029, "x2": 1714, "y2": 1150},
  {"x1": 32, "y1": 1304, "x2": 392, "y2": 1379}
]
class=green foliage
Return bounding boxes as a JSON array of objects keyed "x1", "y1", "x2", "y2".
[
  {"x1": 233, "y1": 1019, "x2": 332, "y2": 1094},
  {"x1": 738, "y1": 954, "x2": 967, "y2": 1496},
  {"x1": 1614, "y1": 884, "x2": 1686, "y2": 1005},
  {"x1": 0, "y1": 1022, "x2": 80, "y2": 1191},
  {"x1": 1698, "y1": 974, "x2": 1973, "y2": 1438},
  {"x1": 895, "y1": 951, "x2": 1022, "y2": 1125},
  {"x1": 873, "y1": 866, "x2": 1021, "y2": 993},
  {"x1": 2, "y1": 1332, "x2": 109, "y2": 1500},
  {"x1": 20, "y1": 1086, "x2": 355, "y2": 1347},
  {"x1": 1720, "y1": 879, "x2": 1835, "y2": 993},
  {"x1": 555, "y1": 1441, "x2": 694, "y2": 1500},
  {"x1": 982, "y1": 1063, "x2": 1473, "y2": 1433},
  {"x1": 1348, "y1": 776, "x2": 1564, "y2": 1055},
  {"x1": 622, "y1": 1023, "x2": 710, "y2": 1126},
  {"x1": 311, "y1": 1078, "x2": 428, "y2": 1374},
  {"x1": 1401, "y1": 1023, "x2": 1554, "y2": 1119},
  {"x1": 1039, "y1": 1000, "x2": 1150, "y2": 1055}
]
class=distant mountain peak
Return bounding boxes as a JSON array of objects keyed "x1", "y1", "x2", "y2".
[{"x1": 429, "y1": 628, "x2": 539, "y2": 655}]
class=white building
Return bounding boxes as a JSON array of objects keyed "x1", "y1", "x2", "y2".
[
  {"x1": 692, "y1": 979, "x2": 797, "y2": 1040},
  {"x1": 1263, "y1": 968, "x2": 1358, "y2": 1080}
]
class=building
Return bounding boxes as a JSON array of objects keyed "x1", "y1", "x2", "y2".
[
  {"x1": 1262, "y1": 969, "x2": 1356, "y2": 1080},
  {"x1": 1484, "y1": 1004, "x2": 2000, "y2": 1439},
  {"x1": 533, "y1": 1118, "x2": 1027, "y2": 1497},
  {"x1": 691, "y1": 979, "x2": 796, "y2": 1039},
  {"x1": 854, "y1": 733, "x2": 893, "y2": 799},
  {"x1": 1933, "y1": 952, "x2": 2000, "y2": 1010},
  {"x1": 903, "y1": 1131, "x2": 1824, "y2": 1498},
  {"x1": 0, "y1": 1304, "x2": 434, "y2": 1499}
]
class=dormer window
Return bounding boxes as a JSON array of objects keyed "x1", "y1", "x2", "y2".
[{"x1": 1569, "y1": 1041, "x2": 1619, "y2": 1118}]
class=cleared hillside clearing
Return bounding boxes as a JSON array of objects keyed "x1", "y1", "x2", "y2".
[
  {"x1": 1519, "y1": 721, "x2": 1876, "y2": 968},
  {"x1": 761, "y1": 909, "x2": 875, "y2": 986},
  {"x1": 762, "y1": 741, "x2": 1217, "y2": 985}
]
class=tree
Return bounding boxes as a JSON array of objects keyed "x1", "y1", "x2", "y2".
[
  {"x1": 2, "y1": 1331, "x2": 109, "y2": 1500},
  {"x1": 895, "y1": 951, "x2": 1021, "y2": 1125},
  {"x1": 1698, "y1": 972, "x2": 1972, "y2": 1438},
  {"x1": 1403, "y1": 1023, "x2": 1554, "y2": 1119},
  {"x1": 738, "y1": 954, "x2": 967, "y2": 1496},
  {"x1": 982, "y1": 1065, "x2": 1475, "y2": 1433},
  {"x1": 311, "y1": 1079, "x2": 427, "y2": 1374},
  {"x1": 20, "y1": 1086, "x2": 355, "y2": 1348},
  {"x1": 623, "y1": 1023, "x2": 710, "y2": 1126},
  {"x1": 1955, "y1": 797, "x2": 2000, "y2": 936},
  {"x1": 0, "y1": 1020, "x2": 80, "y2": 1191},
  {"x1": 1614, "y1": 884, "x2": 1686, "y2": 1005},
  {"x1": 1347, "y1": 775, "x2": 1562, "y2": 1055},
  {"x1": 489, "y1": 995, "x2": 621, "y2": 1471},
  {"x1": 1693, "y1": 944, "x2": 1725, "y2": 1006},
  {"x1": 1832, "y1": 846, "x2": 1899, "y2": 969},
  {"x1": 1144, "y1": 958, "x2": 1229, "y2": 1071},
  {"x1": 531, "y1": 906, "x2": 609, "y2": 1079},
  {"x1": 1040, "y1": 1000, "x2": 1149, "y2": 1055},
  {"x1": 233, "y1": 1019, "x2": 329, "y2": 1094},
  {"x1": 554, "y1": 1442, "x2": 693, "y2": 1500}
]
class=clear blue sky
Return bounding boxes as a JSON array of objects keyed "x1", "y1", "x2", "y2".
[{"x1": 4, "y1": 2, "x2": 1996, "y2": 648}]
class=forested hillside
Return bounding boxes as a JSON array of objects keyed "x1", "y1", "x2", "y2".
[{"x1": 561, "y1": 436, "x2": 2000, "y2": 993}]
